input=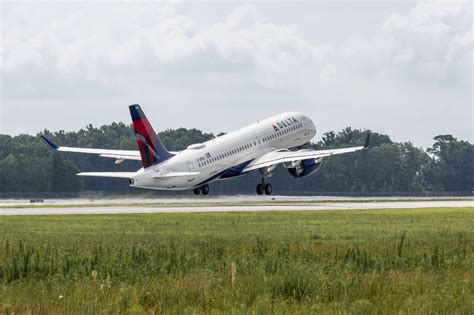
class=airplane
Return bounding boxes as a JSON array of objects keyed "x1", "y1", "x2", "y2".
[{"x1": 41, "y1": 104, "x2": 370, "y2": 195}]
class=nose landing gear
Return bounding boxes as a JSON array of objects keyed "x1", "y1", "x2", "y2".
[{"x1": 256, "y1": 167, "x2": 273, "y2": 195}]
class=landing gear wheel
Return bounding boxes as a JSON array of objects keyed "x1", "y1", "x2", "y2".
[
  {"x1": 264, "y1": 183, "x2": 273, "y2": 195},
  {"x1": 193, "y1": 188, "x2": 201, "y2": 195},
  {"x1": 256, "y1": 183, "x2": 264, "y2": 195},
  {"x1": 201, "y1": 184, "x2": 210, "y2": 195}
]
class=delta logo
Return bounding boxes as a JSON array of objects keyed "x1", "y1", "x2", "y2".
[{"x1": 272, "y1": 117, "x2": 298, "y2": 132}]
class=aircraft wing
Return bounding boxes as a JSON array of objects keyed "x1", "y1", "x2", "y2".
[
  {"x1": 244, "y1": 133, "x2": 370, "y2": 172},
  {"x1": 41, "y1": 135, "x2": 141, "y2": 161},
  {"x1": 77, "y1": 172, "x2": 136, "y2": 178}
]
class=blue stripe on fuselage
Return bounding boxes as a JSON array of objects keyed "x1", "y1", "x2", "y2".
[
  {"x1": 220, "y1": 159, "x2": 254, "y2": 179},
  {"x1": 194, "y1": 159, "x2": 254, "y2": 187}
]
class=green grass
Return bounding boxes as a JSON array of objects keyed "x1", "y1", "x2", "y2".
[{"x1": 1, "y1": 207, "x2": 473, "y2": 313}]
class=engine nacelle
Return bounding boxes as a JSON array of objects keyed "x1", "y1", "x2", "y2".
[{"x1": 286, "y1": 158, "x2": 322, "y2": 178}]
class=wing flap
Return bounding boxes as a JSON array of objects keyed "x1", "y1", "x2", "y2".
[{"x1": 99, "y1": 153, "x2": 142, "y2": 161}]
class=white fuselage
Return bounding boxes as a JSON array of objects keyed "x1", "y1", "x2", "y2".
[{"x1": 130, "y1": 112, "x2": 316, "y2": 190}]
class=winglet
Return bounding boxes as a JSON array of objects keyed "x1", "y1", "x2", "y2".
[
  {"x1": 364, "y1": 133, "x2": 371, "y2": 149},
  {"x1": 40, "y1": 135, "x2": 60, "y2": 150}
]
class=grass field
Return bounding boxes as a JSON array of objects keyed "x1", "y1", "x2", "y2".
[{"x1": 1, "y1": 207, "x2": 473, "y2": 313}]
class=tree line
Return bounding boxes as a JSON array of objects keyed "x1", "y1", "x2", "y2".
[{"x1": 0, "y1": 123, "x2": 472, "y2": 195}]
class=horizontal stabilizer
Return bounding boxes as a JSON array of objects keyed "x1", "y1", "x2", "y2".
[{"x1": 77, "y1": 172, "x2": 136, "y2": 178}]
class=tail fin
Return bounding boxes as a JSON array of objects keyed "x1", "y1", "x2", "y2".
[{"x1": 129, "y1": 104, "x2": 174, "y2": 168}]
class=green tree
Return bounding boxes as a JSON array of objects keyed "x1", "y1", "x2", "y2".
[
  {"x1": 0, "y1": 154, "x2": 19, "y2": 192},
  {"x1": 428, "y1": 135, "x2": 473, "y2": 191},
  {"x1": 50, "y1": 152, "x2": 82, "y2": 192}
]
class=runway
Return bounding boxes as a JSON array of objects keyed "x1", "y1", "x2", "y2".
[{"x1": 0, "y1": 196, "x2": 472, "y2": 216}]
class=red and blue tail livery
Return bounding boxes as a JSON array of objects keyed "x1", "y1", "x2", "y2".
[{"x1": 129, "y1": 104, "x2": 174, "y2": 168}]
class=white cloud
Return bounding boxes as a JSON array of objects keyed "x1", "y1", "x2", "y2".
[
  {"x1": 0, "y1": 1, "x2": 472, "y2": 146},
  {"x1": 381, "y1": 0, "x2": 472, "y2": 85}
]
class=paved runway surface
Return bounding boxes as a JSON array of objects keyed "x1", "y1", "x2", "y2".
[{"x1": 0, "y1": 197, "x2": 472, "y2": 216}]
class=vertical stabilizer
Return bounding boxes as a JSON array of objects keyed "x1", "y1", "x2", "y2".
[{"x1": 129, "y1": 104, "x2": 174, "y2": 168}]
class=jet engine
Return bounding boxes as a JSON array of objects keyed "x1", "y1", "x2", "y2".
[{"x1": 286, "y1": 157, "x2": 322, "y2": 178}]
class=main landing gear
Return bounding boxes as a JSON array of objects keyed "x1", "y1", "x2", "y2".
[
  {"x1": 256, "y1": 179, "x2": 272, "y2": 195},
  {"x1": 193, "y1": 184, "x2": 210, "y2": 196},
  {"x1": 256, "y1": 167, "x2": 273, "y2": 195}
]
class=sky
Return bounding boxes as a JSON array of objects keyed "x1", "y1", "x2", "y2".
[{"x1": 1, "y1": 0, "x2": 472, "y2": 148}]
